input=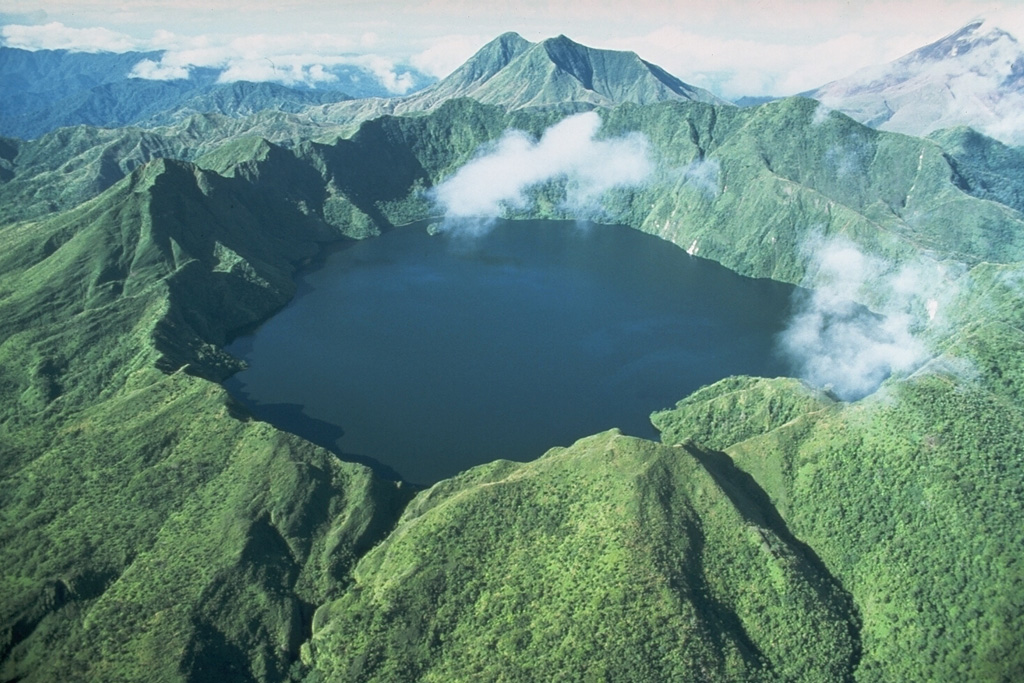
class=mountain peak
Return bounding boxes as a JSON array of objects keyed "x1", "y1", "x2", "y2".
[
  {"x1": 544, "y1": 34, "x2": 578, "y2": 46},
  {"x1": 912, "y1": 19, "x2": 1018, "y2": 63},
  {"x1": 308, "y1": 30, "x2": 727, "y2": 125},
  {"x1": 382, "y1": 31, "x2": 727, "y2": 112},
  {"x1": 492, "y1": 31, "x2": 531, "y2": 49},
  {"x1": 445, "y1": 32, "x2": 534, "y2": 85},
  {"x1": 805, "y1": 21, "x2": 1024, "y2": 144}
]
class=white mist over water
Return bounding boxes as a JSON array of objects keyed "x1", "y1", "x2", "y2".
[
  {"x1": 430, "y1": 111, "x2": 651, "y2": 232},
  {"x1": 778, "y1": 236, "x2": 958, "y2": 401}
]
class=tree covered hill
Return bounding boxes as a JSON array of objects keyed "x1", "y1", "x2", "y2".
[
  {"x1": 0, "y1": 79, "x2": 1023, "y2": 679},
  {"x1": 309, "y1": 430, "x2": 860, "y2": 681},
  {"x1": 6, "y1": 96, "x2": 1024, "y2": 275}
]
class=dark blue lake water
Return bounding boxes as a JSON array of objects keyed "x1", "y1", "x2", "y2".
[{"x1": 225, "y1": 220, "x2": 796, "y2": 485}]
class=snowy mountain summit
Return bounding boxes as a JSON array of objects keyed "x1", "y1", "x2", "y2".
[{"x1": 806, "y1": 20, "x2": 1024, "y2": 144}]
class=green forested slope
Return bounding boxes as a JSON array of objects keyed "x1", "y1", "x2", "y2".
[
  {"x1": 657, "y1": 373, "x2": 1024, "y2": 681},
  {"x1": 929, "y1": 125, "x2": 1024, "y2": 214},
  {"x1": 1, "y1": 94, "x2": 1023, "y2": 681},
  {"x1": 208, "y1": 97, "x2": 1024, "y2": 283},
  {"x1": 652, "y1": 264, "x2": 1024, "y2": 680},
  {"x1": 600, "y1": 98, "x2": 1024, "y2": 281},
  {"x1": 8, "y1": 97, "x2": 1024, "y2": 281},
  {"x1": 0, "y1": 158, "x2": 410, "y2": 681},
  {"x1": 308, "y1": 430, "x2": 858, "y2": 682}
]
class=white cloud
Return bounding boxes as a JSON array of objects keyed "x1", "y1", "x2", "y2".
[
  {"x1": 680, "y1": 158, "x2": 721, "y2": 199},
  {"x1": 594, "y1": 25, "x2": 940, "y2": 98},
  {"x1": 129, "y1": 57, "x2": 189, "y2": 80},
  {"x1": 431, "y1": 111, "x2": 651, "y2": 229},
  {"x1": 217, "y1": 54, "x2": 415, "y2": 93},
  {"x1": 778, "y1": 236, "x2": 957, "y2": 400},
  {"x1": 217, "y1": 59, "x2": 309, "y2": 86},
  {"x1": 139, "y1": 34, "x2": 419, "y2": 93},
  {"x1": 812, "y1": 102, "x2": 833, "y2": 125},
  {"x1": 0, "y1": 21, "x2": 143, "y2": 52},
  {"x1": 1, "y1": 22, "x2": 418, "y2": 93},
  {"x1": 135, "y1": 36, "x2": 420, "y2": 93},
  {"x1": 4, "y1": 2, "x2": 1021, "y2": 100},
  {"x1": 411, "y1": 34, "x2": 490, "y2": 78},
  {"x1": 344, "y1": 54, "x2": 416, "y2": 94}
]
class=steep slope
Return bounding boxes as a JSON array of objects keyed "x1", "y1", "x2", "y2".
[
  {"x1": 0, "y1": 158, "x2": 411, "y2": 682},
  {"x1": 609, "y1": 97, "x2": 1024, "y2": 280},
  {"x1": 408, "y1": 31, "x2": 535, "y2": 105},
  {"x1": 929, "y1": 124, "x2": 1024, "y2": 213},
  {"x1": 213, "y1": 97, "x2": 1024, "y2": 284},
  {"x1": 0, "y1": 111, "x2": 345, "y2": 225},
  {"x1": 308, "y1": 32, "x2": 728, "y2": 125},
  {"x1": 652, "y1": 348, "x2": 1024, "y2": 680},
  {"x1": 309, "y1": 430, "x2": 859, "y2": 681},
  {"x1": 428, "y1": 32, "x2": 728, "y2": 108},
  {"x1": 11, "y1": 96, "x2": 1024, "y2": 278},
  {"x1": 306, "y1": 97, "x2": 1024, "y2": 280},
  {"x1": 650, "y1": 258, "x2": 1024, "y2": 681},
  {"x1": 805, "y1": 20, "x2": 1024, "y2": 144},
  {"x1": 3, "y1": 95, "x2": 1024, "y2": 681},
  {"x1": 0, "y1": 127, "x2": 195, "y2": 224}
]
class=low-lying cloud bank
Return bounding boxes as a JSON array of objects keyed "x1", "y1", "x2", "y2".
[
  {"x1": 431, "y1": 111, "x2": 652, "y2": 232},
  {"x1": 0, "y1": 22, "x2": 422, "y2": 94},
  {"x1": 131, "y1": 50, "x2": 419, "y2": 93},
  {"x1": 778, "y1": 235, "x2": 958, "y2": 401}
]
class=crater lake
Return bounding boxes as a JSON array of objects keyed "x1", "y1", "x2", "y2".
[{"x1": 225, "y1": 220, "x2": 798, "y2": 485}]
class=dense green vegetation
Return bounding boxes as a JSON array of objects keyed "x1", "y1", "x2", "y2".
[
  {"x1": 309, "y1": 431, "x2": 858, "y2": 682},
  {"x1": 1, "y1": 41, "x2": 1024, "y2": 680},
  {"x1": 9, "y1": 96, "x2": 1024, "y2": 280},
  {"x1": 930, "y1": 125, "x2": 1024, "y2": 214},
  {"x1": 653, "y1": 261, "x2": 1024, "y2": 681},
  {"x1": 654, "y1": 369, "x2": 1024, "y2": 681},
  {"x1": 0, "y1": 155, "x2": 412, "y2": 681}
]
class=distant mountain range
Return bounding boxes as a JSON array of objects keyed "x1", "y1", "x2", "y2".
[
  {"x1": 6, "y1": 24, "x2": 1024, "y2": 145},
  {"x1": 805, "y1": 20, "x2": 1024, "y2": 144},
  {"x1": 0, "y1": 46, "x2": 433, "y2": 139}
]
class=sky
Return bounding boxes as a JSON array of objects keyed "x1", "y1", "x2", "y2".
[{"x1": 3, "y1": 0, "x2": 1024, "y2": 98}]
